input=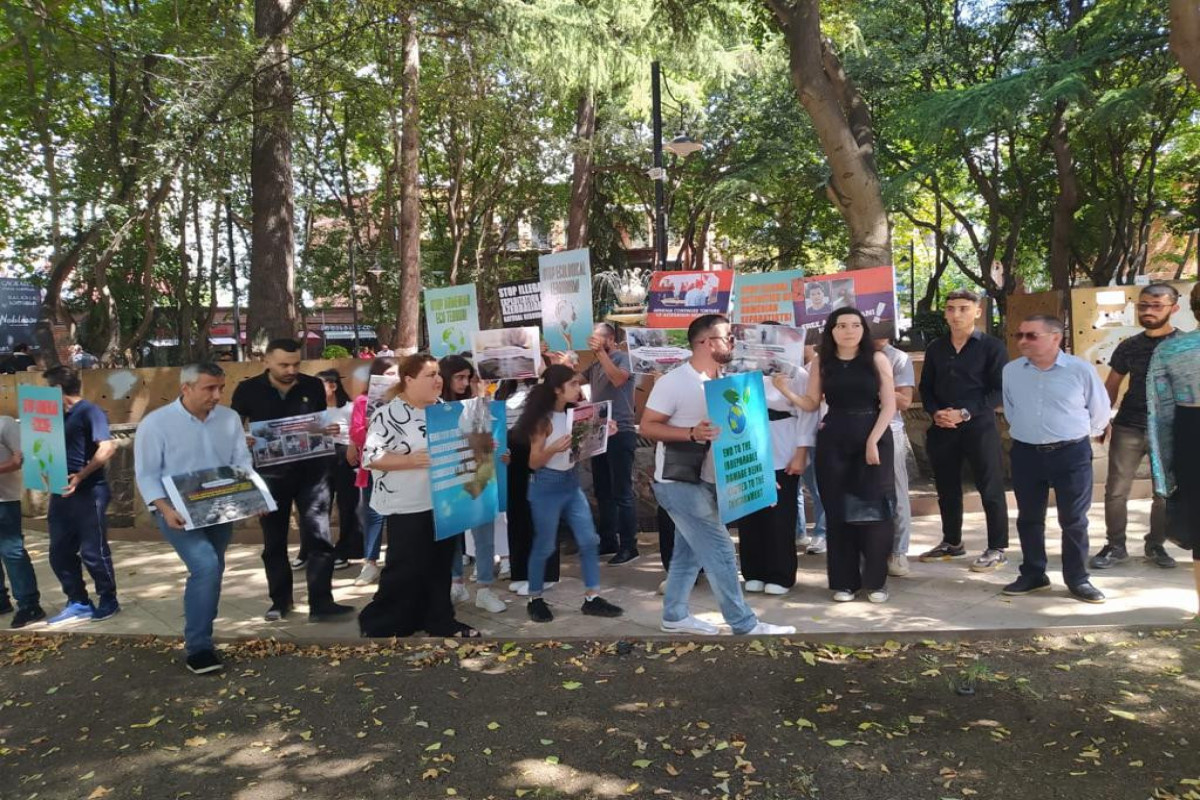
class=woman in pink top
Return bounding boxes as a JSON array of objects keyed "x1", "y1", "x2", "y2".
[{"x1": 349, "y1": 357, "x2": 399, "y2": 585}]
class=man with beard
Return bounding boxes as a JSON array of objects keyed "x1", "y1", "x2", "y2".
[{"x1": 1091, "y1": 284, "x2": 1182, "y2": 570}]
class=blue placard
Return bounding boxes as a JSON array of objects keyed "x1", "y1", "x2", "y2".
[
  {"x1": 426, "y1": 399, "x2": 506, "y2": 540},
  {"x1": 425, "y1": 284, "x2": 480, "y2": 358},
  {"x1": 703, "y1": 372, "x2": 776, "y2": 524},
  {"x1": 538, "y1": 248, "x2": 594, "y2": 351},
  {"x1": 18, "y1": 385, "x2": 69, "y2": 494}
]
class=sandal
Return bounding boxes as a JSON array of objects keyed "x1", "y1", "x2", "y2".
[{"x1": 451, "y1": 622, "x2": 481, "y2": 639}]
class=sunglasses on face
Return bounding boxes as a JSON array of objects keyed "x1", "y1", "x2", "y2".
[{"x1": 1012, "y1": 331, "x2": 1055, "y2": 341}]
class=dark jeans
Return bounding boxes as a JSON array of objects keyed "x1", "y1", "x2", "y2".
[
  {"x1": 1103, "y1": 424, "x2": 1165, "y2": 549},
  {"x1": 0, "y1": 500, "x2": 40, "y2": 610},
  {"x1": 300, "y1": 445, "x2": 362, "y2": 561},
  {"x1": 593, "y1": 430, "x2": 639, "y2": 552},
  {"x1": 258, "y1": 462, "x2": 336, "y2": 609},
  {"x1": 927, "y1": 419, "x2": 1010, "y2": 550},
  {"x1": 507, "y1": 440, "x2": 559, "y2": 583},
  {"x1": 1011, "y1": 439, "x2": 1093, "y2": 586},
  {"x1": 358, "y1": 510, "x2": 459, "y2": 637},
  {"x1": 738, "y1": 469, "x2": 800, "y2": 587},
  {"x1": 47, "y1": 482, "x2": 116, "y2": 604}
]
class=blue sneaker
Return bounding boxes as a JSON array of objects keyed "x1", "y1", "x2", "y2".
[
  {"x1": 92, "y1": 596, "x2": 121, "y2": 621},
  {"x1": 47, "y1": 601, "x2": 96, "y2": 626}
]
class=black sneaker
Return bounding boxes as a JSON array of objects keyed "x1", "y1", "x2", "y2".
[
  {"x1": 0, "y1": 598, "x2": 13, "y2": 615},
  {"x1": 186, "y1": 649, "x2": 225, "y2": 675},
  {"x1": 1145, "y1": 545, "x2": 1177, "y2": 569},
  {"x1": 1089, "y1": 544, "x2": 1128, "y2": 569},
  {"x1": 1068, "y1": 581, "x2": 1106, "y2": 604},
  {"x1": 290, "y1": 557, "x2": 307, "y2": 571},
  {"x1": 527, "y1": 597, "x2": 554, "y2": 623},
  {"x1": 333, "y1": 558, "x2": 352, "y2": 571},
  {"x1": 309, "y1": 602, "x2": 355, "y2": 622},
  {"x1": 1001, "y1": 574, "x2": 1052, "y2": 596},
  {"x1": 10, "y1": 605, "x2": 46, "y2": 629},
  {"x1": 918, "y1": 542, "x2": 967, "y2": 562},
  {"x1": 581, "y1": 596, "x2": 624, "y2": 618},
  {"x1": 264, "y1": 604, "x2": 291, "y2": 622},
  {"x1": 608, "y1": 549, "x2": 640, "y2": 566}
]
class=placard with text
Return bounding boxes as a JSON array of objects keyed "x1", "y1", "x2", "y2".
[
  {"x1": 538, "y1": 249, "x2": 594, "y2": 351},
  {"x1": 18, "y1": 385, "x2": 68, "y2": 494},
  {"x1": 425, "y1": 284, "x2": 480, "y2": 357},
  {"x1": 703, "y1": 372, "x2": 776, "y2": 524}
]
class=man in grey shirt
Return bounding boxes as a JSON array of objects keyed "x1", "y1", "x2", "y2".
[
  {"x1": 583, "y1": 322, "x2": 640, "y2": 564},
  {"x1": 0, "y1": 415, "x2": 44, "y2": 628}
]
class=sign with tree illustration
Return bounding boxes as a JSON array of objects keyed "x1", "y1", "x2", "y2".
[
  {"x1": 18, "y1": 385, "x2": 69, "y2": 494},
  {"x1": 703, "y1": 372, "x2": 775, "y2": 524},
  {"x1": 424, "y1": 283, "x2": 480, "y2": 358}
]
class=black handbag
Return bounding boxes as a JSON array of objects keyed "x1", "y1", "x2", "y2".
[
  {"x1": 661, "y1": 441, "x2": 709, "y2": 483},
  {"x1": 1165, "y1": 494, "x2": 1195, "y2": 551}
]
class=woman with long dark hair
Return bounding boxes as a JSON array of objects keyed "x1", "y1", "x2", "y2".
[
  {"x1": 358, "y1": 354, "x2": 479, "y2": 638},
  {"x1": 511, "y1": 364, "x2": 623, "y2": 623},
  {"x1": 784, "y1": 307, "x2": 897, "y2": 603},
  {"x1": 348, "y1": 357, "x2": 399, "y2": 585},
  {"x1": 496, "y1": 379, "x2": 558, "y2": 593}
]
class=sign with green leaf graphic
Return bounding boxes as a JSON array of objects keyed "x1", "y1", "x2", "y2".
[
  {"x1": 18, "y1": 385, "x2": 68, "y2": 494},
  {"x1": 425, "y1": 284, "x2": 480, "y2": 358},
  {"x1": 703, "y1": 372, "x2": 775, "y2": 523}
]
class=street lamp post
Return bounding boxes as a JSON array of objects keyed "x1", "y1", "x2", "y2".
[
  {"x1": 349, "y1": 244, "x2": 361, "y2": 353},
  {"x1": 651, "y1": 61, "x2": 668, "y2": 270},
  {"x1": 224, "y1": 194, "x2": 243, "y2": 361}
]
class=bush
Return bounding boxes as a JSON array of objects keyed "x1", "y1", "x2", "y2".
[{"x1": 322, "y1": 345, "x2": 351, "y2": 359}]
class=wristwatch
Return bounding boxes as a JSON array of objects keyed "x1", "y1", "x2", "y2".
[{"x1": 960, "y1": 408, "x2": 972, "y2": 422}]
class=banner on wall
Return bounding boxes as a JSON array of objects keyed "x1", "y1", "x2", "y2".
[
  {"x1": 791, "y1": 265, "x2": 896, "y2": 342},
  {"x1": 539, "y1": 248, "x2": 594, "y2": 351},
  {"x1": 624, "y1": 328, "x2": 691, "y2": 376},
  {"x1": 727, "y1": 323, "x2": 806, "y2": 377},
  {"x1": 645, "y1": 270, "x2": 734, "y2": 328},
  {"x1": 703, "y1": 372, "x2": 776, "y2": 524},
  {"x1": 472, "y1": 326, "x2": 542, "y2": 381},
  {"x1": 18, "y1": 385, "x2": 69, "y2": 494},
  {"x1": 425, "y1": 284, "x2": 480, "y2": 357},
  {"x1": 426, "y1": 398, "x2": 506, "y2": 540},
  {"x1": 732, "y1": 270, "x2": 804, "y2": 324},
  {"x1": 498, "y1": 279, "x2": 543, "y2": 328}
]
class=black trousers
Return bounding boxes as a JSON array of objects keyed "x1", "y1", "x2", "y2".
[
  {"x1": 738, "y1": 469, "x2": 800, "y2": 587},
  {"x1": 259, "y1": 460, "x2": 336, "y2": 609},
  {"x1": 927, "y1": 419, "x2": 1010, "y2": 550},
  {"x1": 1173, "y1": 407, "x2": 1200, "y2": 560},
  {"x1": 506, "y1": 440, "x2": 559, "y2": 583},
  {"x1": 816, "y1": 413, "x2": 894, "y2": 593},
  {"x1": 358, "y1": 510, "x2": 458, "y2": 637}
]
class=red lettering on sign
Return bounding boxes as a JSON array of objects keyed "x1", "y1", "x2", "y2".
[
  {"x1": 32, "y1": 417, "x2": 51, "y2": 433},
  {"x1": 35, "y1": 400, "x2": 58, "y2": 415},
  {"x1": 22, "y1": 399, "x2": 34, "y2": 413}
]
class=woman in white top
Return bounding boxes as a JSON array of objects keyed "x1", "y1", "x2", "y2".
[
  {"x1": 357, "y1": 355, "x2": 479, "y2": 638},
  {"x1": 510, "y1": 364, "x2": 624, "y2": 623}
]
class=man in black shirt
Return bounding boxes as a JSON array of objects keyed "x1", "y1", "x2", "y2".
[
  {"x1": 1091, "y1": 284, "x2": 1180, "y2": 570},
  {"x1": 0, "y1": 344, "x2": 36, "y2": 374},
  {"x1": 917, "y1": 289, "x2": 1011, "y2": 571},
  {"x1": 230, "y1": 339, "x2": 352, "y2": 622}
]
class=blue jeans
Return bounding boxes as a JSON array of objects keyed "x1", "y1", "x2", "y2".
[
  {"x1": 1011, "y1": 439, "x2": 1093, "y2": 586},
  {"x1": 593, "y1": 430, "x2": 639, "y2": 551},
  {"x1": 653, "y1": 481, "x2": 758, "y2": 634},
  {"x1": 451, "y1": 521, "x2": 496, "y2": 584},
  {"x1": 796, "y1": 457, "x2": 826, "y2": 539},
  {"x1": 47, "y1": 482, "x2": 116, "y2": 604},
  {"x1": 527, "y1": 468, "x2": 601, "y2": 595},
  {"x1": 157, "y1": 515, "x2": 233, "y2": 655},
  {"x1": 0, "y1": 500, "x2": 40, "y2": 611},
  {"x1": 360, "y1": 481, "x2": 384, "y2": 561}
]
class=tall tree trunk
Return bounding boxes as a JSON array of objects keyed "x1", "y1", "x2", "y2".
[
  {"x1": 1170, "y1": 0, "x2": 1200, "y2": 87},
  {"x1": 249, "y1": 0, "x2": 299, "y2": 345},
  {"x1": 566, "y1": 87, "x2": 596, "y2": 250},
  {"x1": 395, "y1": 12, "x2": 421, "y2": 354},
  {"x1": 1176, "y1": 229, "x2": 1196, "y2": 280},
  {"x1": 122, "y1": 200, "x2": 163, "y2": 364},
  {"x1": 767, "y1": 0, "x2": 891, "y2": 269}
]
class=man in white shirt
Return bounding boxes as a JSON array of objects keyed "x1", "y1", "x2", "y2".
[
  {"x1": 641, "y1": 314, "x2": 796, "y2": 637},
  {"x1": 874, "y1": 334, "x2": 916, "y2": 576},
  {"x1": 0, "y1": 415, "x2": 44, "y2": 628},
  {"x1": 135, "y1": 363, "x2": 256, "y2": 674}
]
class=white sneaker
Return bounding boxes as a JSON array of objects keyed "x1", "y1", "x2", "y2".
[
  {"x1": 508, "y1": 580, "x2": 528, "y2": 594},
  {"x1": 867, "y1": 590, "x2": 889, "y2": 604},
  {"x1": 763, "y1": 583, "x2": 789, "y2": 596},
  {"x1": 744, "y1": 622, "x2": 796, "y2": 636},
  {"x1": 450, "y1": 583, "x2": 470, "y2": 605},
  {"x1": 806, "y1": 537, "x2": 827, "y2": 555},
  {"x1": 354, "y1": 562, "x2": 381, "y2": 586},
  {"x1": 796, "y1": 533, "x2": 812, "y2": 548},
  {"x1": 498, "y1": 557, "x2": 511, "y2": 579},
  {"x1": 660, "y1": 615, "x2": 720, "y2": 635},
  {"x1": 515, "y1": 581, "x2": 555, "y2": 597},
  {"x1": 744, "y1": 579, "x2": 765, "y2": 593},
  {"x1": 657, "y1": 579, "x2": 667, "y2": 595},
  {"x1": 887, "y1": 554, "x2": 910, "y2": 577},
  {"x1": 832, "y1": 590, "x2": 856, "y2": 603},
  {"x1": 475, "y1": 587, "x2": 507, "y2": 613}
]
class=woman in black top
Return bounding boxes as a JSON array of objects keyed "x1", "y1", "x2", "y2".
[{"x1": 782, "y1": 307, "x2": 897, "y2": 602}]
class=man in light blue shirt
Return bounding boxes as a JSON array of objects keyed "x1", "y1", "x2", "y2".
[
  {"x1": 135, "y1": 363, "x2": 254, "y2": 675},
  {"x1": 1002, "y1": 315, "x2": 1111, "y2": 604}
]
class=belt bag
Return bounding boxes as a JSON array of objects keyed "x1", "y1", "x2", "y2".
[{"x1": 662, "y1": 441, "x2": 710, "y2": 483}]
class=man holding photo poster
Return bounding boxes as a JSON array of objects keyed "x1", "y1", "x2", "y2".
[{"x1": 135, "y1": 363, "x2": 259, "y2": 674}]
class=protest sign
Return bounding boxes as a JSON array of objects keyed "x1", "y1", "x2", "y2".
[
  {"x1": 728, "y1": 323, "x2": 807, "y2": 377},
  {"x1": 704, "y1": 372, "x2": 776, "y2": 524},
  {"x1": 18, "y1": 385, "x2": 68, "y2": 494},
  {"x1": 732, "y1": 270, "x2": 804, "y2": 324},
  {"x1": 163, "y1": 466, "x2": 277, "y2": 530},
  {"x1": 249, "y1": 412, "x2": 336, "y2": 467},
  {"x1": 566, "y1": 400, "x2": 611, "y2": 465},
  {"x1": 645, "y1": 270, "x2": 734, "y2": 328},
  {"x1": 498, "y1": 279, "x2": 543, "y2": 328},
  {"x1": 539, "y1": 248, "x2": 594, "y2": 351},
  {"x1": 425, "y1": 284, "x2": 480, "y2": 357},
  {"x1": 426, "y1": 398, "x2": 506, "y2": 540},
  {"x1": 624, "y1": 328, "x2": 691, "y2": 376},
  {"x1": 365, "y1": 374, "x2": 398, "y2": 420},
  {"x1": 791, "y1": 265, "x2": 896, "y2": 341},
  {"x1": 473, "y1": 327, "x2": 542, "y2": 381}
]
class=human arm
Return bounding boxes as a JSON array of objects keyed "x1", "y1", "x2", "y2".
[
  {"x1": 865, "y1": 352, "x2": 897, "y2": 466},
  {"x1": 772, "y1": 360, "x2": 822, "y2": 412},
  {"x1": 133, "y1": 414, "x2": 169, "y2": 509},
  {"x1": 0, "y1": 420, "x2": 21, "y2": 474},
  {"x1": 528, "y1": 420, "x2": 571, "y2": 470},
  {"x1": 589, "y1": 339, "x2": 631, "y2": 388},
  {"x1": 918, "y1": 345, "x2": 940, "y2": 412},
  {"x1": 361, "y1": 407, "x2": 431, "y2": 472},
  {"x1": 1084, "y1": 363, "x2": 1113, "y2": 438},
  {"x1": 976, "y1": 337, "x2": 1006, "y2": 416},
  {"x1": 64, "y1": 406, "x2": 117, "y2": 495}
]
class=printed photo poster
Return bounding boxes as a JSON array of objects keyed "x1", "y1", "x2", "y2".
[
  {"x1": 791, "y1": 265, "x2": 897, "y2": 342},
  {"x1": 248, "y1": 412, "x2": 337, "y2": 467},
  {"x1": 366, "y1": 374, "x2": 399, "y2": 419},
  {"x1": 426, "y1": 398, "x2": 506, "y2": 540},
  {"x1": 645, "y1": 270, "x2": 734, "y2": 328},
  {"x1": 539, "y1": 248, "x2": 594, "y2": 351},
  {"x1": 728, "y1": 323, "x2": 806, "y2": 377},
  {"x1": 18, "y1": 385, "x2": 68, "y2": 494},
  {"x1": 624, "y1": 328, "x2": 691, "y2": 376},
  {"x1": 425, "y1": 284, "x2": 480, "y2": 358},
  {"x1": 566, "y1": 400, "x2": 611, "y2": 465},
  {"x1": 498, "y1": 279, "x2": 543, "y2": 328},
  {"x1": 473, "y1": 326, "x2": 542, "y2": 381},
  {"x1": 703, "y1": 372, "x2": 776, "y2": 524},
  {"x1": 733, "y1": 270, "x2": 804, "y2": 324},
  {"x1": 163, "y1": 466, "x2": 277, "y2": 530}
]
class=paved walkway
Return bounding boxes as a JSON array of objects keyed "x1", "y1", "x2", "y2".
[{"x1": 4, "y1": 499, "x2": 1195, "y2": 644}]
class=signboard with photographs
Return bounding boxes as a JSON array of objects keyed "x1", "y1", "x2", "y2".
[
  {"x1": 248, "y1": 412, "x2": 336, "y2": 467},
  {"x1": 791, "y1": 265, "x2": 896, "y2": 341},
  {"x1": 566, "y1": 400, "x2": 611, "y2": 465},
  {"x1": 473, "y1": 326, "x2": 542, "y2": 381},
  {"x1": 163, "y1": 466, "x2": 277, "y2": 530},
  {"x1": 645, "y1": 270, "x2": 734, "y2": 328},
  {"x1": 365, "y1": 374, "x2": 398, "y2": 420},
  {"x1": 727, "y1": 323, "x2": 806, "y2": 377},
  {"x1": 624, "y1": 327, "x2": 691, "y2": 376}
]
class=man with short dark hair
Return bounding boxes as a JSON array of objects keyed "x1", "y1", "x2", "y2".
[
  {"x1": 917, "y1": 289, "x2": 1011, "y2": 572},
  {"x1": 1091, "y1": 284, "x2": 1180, "y2": 570},
  {"x1": 42, "y1": 366, "x2": 120, "y2": 625},
  {"x1": 231, "y1": 339, "x2": 352, "y2": 622}
]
